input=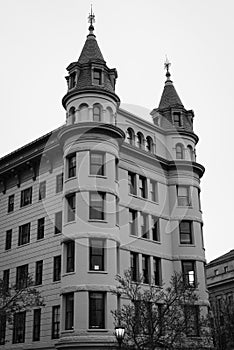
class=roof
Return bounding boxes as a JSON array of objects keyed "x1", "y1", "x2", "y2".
[
  {"x1": 158, "y1": 80, "x2": 183, "y2": 109},
  {"x1": 207, "y1": 249, "x2": 234, "y2": 266},
  {"x1": 78, "y1": 33, "x2": 105, "y2": 64}
]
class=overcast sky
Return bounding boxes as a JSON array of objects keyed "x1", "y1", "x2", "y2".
[{"x1": 0, "y1": 0, "x2": 233, "y2": 262}]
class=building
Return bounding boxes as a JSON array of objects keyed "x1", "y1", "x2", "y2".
[
  {"x1": 206, "y1": 250, "x2": 234, "y2": 300},
  {"x1": 0, "y1": 12, "x2": 209, "y2": 350}
]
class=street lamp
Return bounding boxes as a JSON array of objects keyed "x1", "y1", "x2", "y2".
[{"x1": 115, "y1": 325, "x2": 125, "y2": 349}]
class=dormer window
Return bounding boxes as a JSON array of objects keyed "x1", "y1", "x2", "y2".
[
  {"x1": 70, "y1": 72, "x2": 76, "y2": 89},
  {"x1": 173, "y1": 112, "x2": 182, "y2": 127},
  {"x1": 93, "y1": 68, "x2": 102, "y2": 85},
  {"x1": 93, "y1": 104, "x2": 101, "y2": 122}
]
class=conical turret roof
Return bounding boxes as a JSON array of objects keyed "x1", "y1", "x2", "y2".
[
  {"x1": 158, "y1": 79, "x2": 183, "y2": 109},
  {"x1": 78, "y1": 32, "x2": 105, "y2": 64}
]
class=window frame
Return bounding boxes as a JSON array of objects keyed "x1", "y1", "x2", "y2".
[
  {"x1": 182, "y1": 260, "x2": 196, "y2": 288},
  {"x1": 129, "y1": 208, "x2": 137, "y2": 236},
  {"x1": 150, "y1": 179, "x2": 158, "y2": 202},
  {"x1": 139, "y1": 175, "x2": 147, "y2": 199},
  {"x1": 8, "y1": 194, "x2": 14, "y2": 213},
  {"x1": 64, "y1": 293, "x2": 74, "y2": 330},
  {"x1": 67, "y1": 154, "x2": 76, "y2": 179},
  {"x1": 5, "y1": 229, "x2": 12, "y2": 250},
  {"x1": 177, "y1": 185, "x2": 190, "y2": 206},
  {"x1": 33, "y1": 309, "x2": 41, "y2": 341},
  {"x1": 93, "y1": 104, "x2": 101, "y2": 122},
  {"x1": 35, "y1": 260, "x2": 43, "y2": 286},
  {"x1": 52, "y1": 305, "x2": 60, "y2": 339},
  {"x1": 56, "y1": 173, "x2": 63, "y2": 193},
  {"x1": 12, "y1": 311, "x2": 26, "y2": 344},
  {"x1": 18, "y1": 222, "x2": 30, "y2": 246},
  {"x1": 140, "y1": 212, "x2": 148, "y2": 239},
  {"x1": 128, "y1": 172, "x2": 137, "y2": 195},
  {"x1": 173, "y1": 112, "x2": 182, "y2": 127},
  {"x1": 142, "y1": 255, "x2": 150, "y2": 284},
  {"x1": 184, "y1": 305, "x2": 200, "y2": 337},
  {"x1": 20, "y1": 187, "x2": 32, "y2": 207},
  {"x1": 93, "y1": 68, "x2": 102, "y2": 86},
  {"x1": 54, "y1": 211, "x2": 62, "y2": 234},
  {"x1": 37, "y1": 217, "x2": 45, "y2": 240},
  {"x1": 179, "y1": 221, "x2": 193, "y2": 245},
  {"x1": 151, "y1": 216, "x2": 160, "y2": 241},
  {"x1": 16, "y1": 264, "x2": 28, "y2": 289},
  {"x1": 0, "y1": 314, "x2": 6, "y2": 345},
  {"x1": 38, "y1": 181, "x2": 46, "y2": 200},
  {"x1": 175, "y1": 143, "x2": 184, "y2": 159},
  {"x1": 53, "y1": 255, "x2": 61, "y2": 282},
  {"x1": 89, "y1": 192, "x2": 105, "y2": 221},
  {"x1": 153, "y1": 257, "x2": 161, "y2": 286},
  {"x1": 130, "y1": 252, "x2": 139, "y2": 282},
  {"x1": 89, "y1": 239, "x2": 105, "y2": 271},
  {"x1": 67, "y1": 193, "x2": 76, "y2": 222},
  {"x1": 89, "y1": 292, "x2": 105, "y2": 329},
  {"x1": 66, "y1": 240, "x2": 75, "y2": 273},
  {"x1": 90, "y1": 151, "x2": 105, "y2": 176}
]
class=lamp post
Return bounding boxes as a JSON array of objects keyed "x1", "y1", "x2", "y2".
[{"x1": 115, "y1": 325, "x2": 125, "y2": 349}]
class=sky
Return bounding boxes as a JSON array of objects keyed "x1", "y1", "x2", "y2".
[{"x1": 0, "y1": 0, "x2": 233, "y2": 262}]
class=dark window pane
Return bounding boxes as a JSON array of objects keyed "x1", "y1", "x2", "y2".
[
  {"x1": 142, "y1": 255, "x2": 150, "y2": 284},
  {"x1": 180, "y1": 221, "x2": 192, "y2": 244},
  {"x1": 52, "y1": 305, "x2": 60, "y2": 339},
  {"x1": 153, "y1": 257, "x2": 161, "y2": 285},
  {"x1": 182, "y1": 260, "x2": 196, "y2": 287},
  {"x1": 20, "y1": 187, "x2": 32, "y2": 207},
  {"x1": 18, "y1": 223, "x2": 30, "y2": 246},
  {"x1": 68, "y1": 155, "x2": 76, "y2": 178},
  {"x1": 65, "y1": 293, "x2": 74, "y2": 330},
  {"x1": 13, "y1": 312, "x2": 26, "y2": 343},
  {"x1": 5, "y1": 229, "x2": 12, "y2": 250},
  {"x1": 129, "y1": 209, "x2": 137, "y2": 236},
  {"x1": 53, "y1": 256, "x2": 61, "y2": 282},
  {"x1": 37, "y1": 218, "x2": 45, "y2": 240},
  {"x1": 35, "y1": 260, "x2": 43, "y2": 286},
  {"x1": 128, "y1": 172, "x2": 137, "y2": 195},
  {"x1": 39, "y1": 181, "x2": 46, "y2": 200},
  {"x1": 54, "y1": 211, "x2": 62, "y2": 234},
  {"x1": 90, "y1": 152, "x2": 105, "y2": 176},
  {"x1": 8, "y1": 194, "x2": 14, "y2": 212},
  {"x1": 56, "y1": 173, "x2": 63, "y2": 193},
  {"x1": 33, "y1": 309, "x2": 41, "y2": 341},
  {"x1": 139, "y1": 176, "x2": 147, "y2": 198},
  {"x1": 93, "y1": 69, "x2": 102, "y2": 85},
  {"x1": 16, "y1": 264, "x2": 28, "y2": 289},
  {"x1": 130, "y1": 252, "x2": 138, "y2": 282},
  {"x1": 152, "y1": 217, "x2": 159, "y2": 241},
  {"x1": 90, "y1": 239, "x2": 104, "y2": 271},
  {"x1": 67, "y1": 194, "x2": 76, "y2": 222},
  {"x1": 0, "y1": 315, "x2": 6, "y2": 345},
  {"x1": 89, "y1": 192, "x2": 105, "y2": 220},
  {"x1": 89, "y1": 292, "x2": 105, "y2": 329},
  {"x1": 66, "y1": 241, "x2": 75, "y2": 273}
]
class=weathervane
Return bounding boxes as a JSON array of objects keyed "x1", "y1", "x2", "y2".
[
  {"x1": 164, "y1": 55, "x2": 171, "y2": 80},
  {"x1": 88, "y1": 5, "x2": 95, "y2": 32}
]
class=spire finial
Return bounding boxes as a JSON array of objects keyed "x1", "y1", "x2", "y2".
[
  {"x1": 164, "y1": 55, "x2": 171, "y2": 81},
  {"x1": 88, "y1": 5, "x2": 95, "y2": 34}
]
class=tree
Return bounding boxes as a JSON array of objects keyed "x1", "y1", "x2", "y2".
[
  {"x1": 112, "y1": 270, "x2": 211, "y2": 350},
  {"x1": 0, "y1": 274, "x2": 44, "y2": 327},
  {"x1": 209, "y1": 295, "x2": 234, "y2": 350}
]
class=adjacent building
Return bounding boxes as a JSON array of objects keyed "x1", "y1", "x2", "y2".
[{"x1": 0, "y1": 12, "x2": 209, "y2": 350}]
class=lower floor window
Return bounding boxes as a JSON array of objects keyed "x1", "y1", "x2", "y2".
[
  {"x1": 13, "y1": 311, "x2": 26, "y2": 343},
  {"x1": 33, "y1": 309, "x2": 41, "y2": 341},
  {"x1": 89, "y1": 292, "x2": 105, "y2": 329},
  {"x1": 185, "y1": 305, "x2": 200, "y2": 336},
  {"x1": 52, "y1": 305, "x2": 60, "y2": 339},
  {"x1": 0, "y1": 315, "x2": 6, "y2": 345},
  {"x1": 65, "y1": 293, "x2": 74, "y2": 330}
]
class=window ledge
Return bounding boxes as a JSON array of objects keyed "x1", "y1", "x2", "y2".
[
  {"x1": 179, "y1": 244, "x2": 195, "y2": 247},
  {"x1": 19, "y1": 204, "x2": 32, "y2": 209},
  {"x1": 65, "y1": 176, "x2": 77, "y2": 182},
  {"x1": 177, "y1": 205, "x2": 193, "y2": 208},
  {"x1": 16, "y1": 243, "x2": 30, "y2": 248},
  {"x1": 88, "y1": 270, "x2": 108, "y2": 274},
  {"x1": 52, "y1": 280, "x2": 61, "y2": 284},
  {"x1": 62, "y1": 272, "x2": 76, "y2": 277},
  {"x1": 139, "y1": 237, "x2": 161, "y2": 244},
  {"x1": 87, "y1": 329, "x2": 108, "y2": 332},
  {"x1": 89, "y1": 175, "x2": 107, "y2": 179},
  {"x1": 129, "y1": 193, "x2": 159, "y2": 204},
  {"x1": 88, "y1": 219, "x2": 107, "y2": 223}
]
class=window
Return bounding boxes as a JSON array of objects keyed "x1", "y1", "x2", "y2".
[
  {"x1": 185, "y1": 305, "x2": 200, "y2": 336},
  {"x1": 177, "y1": 186, "x2": 190, "y2": 206},
  {"x1": 214, "y1": 269, "x2": 218, "y2": 276},
  {"x1": 90, "y1": 239, "x2": 105, "y2": 271},
  {"x1": 37, "y1": 217, "x2": 45, "y2": 240},
  {"x1": 0, "y1": 315, "x2": 6, "y2": 345},
  {"x1": 8, "y1": 194, "x2": 14, "y2": 212},
  {"x1": 115, "y1": 158, "x2": 118, "y2": 181},
  {"x1": 151, "y1": 216, "x2": 160, "y2": 241},
  {"x1": 187, "y1": 145, "x2": 194, "y2": 160},
  {"x1": 93, "y1": 69, "x2": 102, "y2": 85},
  {"x1": 56, "y1": 173, "x2": 63, "y2": 193},
  {"x1": 137, "y1": 132, "x2": 144, "y2": 149},
  {"x1": 70, "y1": 72, "x2": 76, "y2": 88},
  {"x1": 89, "y1": 192, "x2": 105, "y2": 220},
  {"x1": 146, "y1": 136, "x2": 153, "y2": 153},
  {"x1": 224, "y1": 266, "x2": 228, "y2": 273},
  {"x1": 198, "y1": 189, "x2": 201, "y2": 211},
  {"x1": 18, "y1": 222, "x2": 30, "y2": 246},
  {"x1": 20, "y1": 187, "x2": 32, "y2": 207},
  {"x1": 175, "y1": 143, "x2": 184, "y2": 159},
  {"x1": 67, "y1": 194, "x2": 76, "y2": 222},
  {"x1": 129, "y1": 209, "x2": 137, "y2": 236},
  {"x1": 182, "y1": 260, "x2": 196, "y2": 287},
  {"x1": 3, "y1": 269, "x2": 10, "y2": 290},
  {"x1": 128, "y1": 172, "x2": 137, "y2": 195},
  {"x1": 52, "y1": 306, "x2": 60, "y2": 339},
  {"x1": 65, "y1": 293, "x2": 74, "y2": 330},
  {"x1": 69, "y1": 107, "x2": 76, "y2": 124},
  {"x1": 126, "y1": 128, "x2": 134, "y2": 145},
  {"x1": 16, "y1": 264, "x2": 28, "y2": 289},
  {"x1": 33, "y1": 309, "x2": 41, "y2": 341},
  {"x1": 130, "y1": 252, "x2": 138, "y2": 282},
  {"x1": 13, "y1": 311, "x2": 26, "y2": 343},
  {"x1": 39, "y1": 181, "x2": 46, "y2": 200},
  {"x1": 5, "y1": 229, "x2": 12, "y2": 250},
  {"x1": 65, "y1": 241, "x2": 75, "y2": 273},
  {"x1": 173, "y1": 112, "x2": 182, "y2": 127},
  {"x1": 68, "y1": 154, "x2": 76, "y2": 178},
  {"x1": 142, "y1": 255, "x2": 150, "y2": 284},
  {"x1": 153, "y1": 257, "x2": 161, "y2": 285},
  {"x1": 54, "y1": 211, "x2": 62, "y2": 234},
  {"x1": 89, "y1": 292, "x2": 105, "y2": 329},
  {"x1": 139, "y1": 175, "x2": 147, "y2": 198},
  {"x1": 140, "y1": 212, "x2": 148, "y2": 238},
  {"x1": 150, "y1": 180, "x2": 158, "y2": 202},
  {"x1": 53, "y1": 255, "x2": 61, "y2": 282},
  {"x1": 93, "y1": 104, "x2": 101, "y2": 122},
  {"x1": 90, "y1": 152, "x2": 105, "y2": 176},
  {"x1": 180, "y1": 221, "x2": 193, "y2": 244},
  {"x1": 35, "y1": 260, "x2": 43, "y2": 286}
]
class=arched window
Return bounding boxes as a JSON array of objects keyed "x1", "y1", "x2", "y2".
[
  {"x1": 106, "y1": 107, "x2": 114, "y2": 124},
  {"x1": 137, "y1": 132, "x2": 144, "y2": 149},
  {"x1": 93, "y1": 104, "x2": 101, "y2": 122},
  {"x1": 79, "y1": 103, "x2": 88, "y2": 121},
  {"x1": 187, "y1": 145, "x2": 194, "y2": 160},
  {"x1": 69, "y1": 107, "x2": 76, "y2": 125},
  {"x1": 176, "y1": 143, "x2": 184, "y2": 159},
  {"x1": 126, "y1": 128, "x2": 134, "y2": 145},
  {"x1": 146, "y1": 136, "x2": 153, "y2": 153}
]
